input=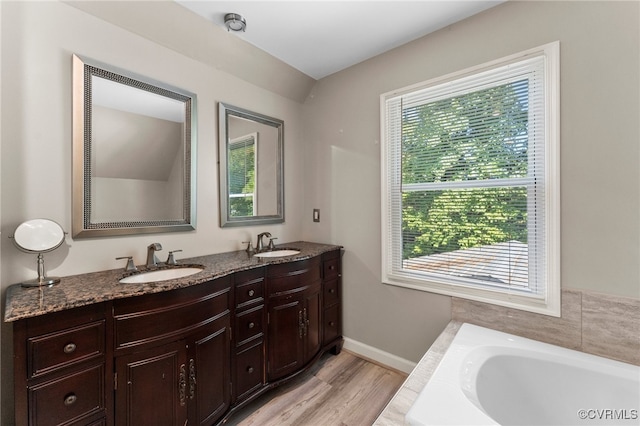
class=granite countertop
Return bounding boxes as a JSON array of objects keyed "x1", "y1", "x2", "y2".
[{"x1": 4, "y1": 241, "x2": 342, "y2": 323}]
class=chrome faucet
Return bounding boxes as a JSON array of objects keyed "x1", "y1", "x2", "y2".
[
  {"x1": 146, "y1": 243, "x2": 163, "y2": 268},
  {"x1": 256, "y1": 232, "x2": 272, "y2": 252},
  {"x1": 116, "y1": 256, "x2": 138, "y2": 272}
]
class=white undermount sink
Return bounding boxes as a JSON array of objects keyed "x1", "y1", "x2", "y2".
[
  {"x1": 254, "y1": 249, "x2": 300, "y2": 258},
  {"x1": 119, "y1": 267, "x2": 204, "y2": 284}
]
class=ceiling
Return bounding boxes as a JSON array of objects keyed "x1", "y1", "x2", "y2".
[{"x1": 176, "y1": 1, "x2": 505, "y2": 80}]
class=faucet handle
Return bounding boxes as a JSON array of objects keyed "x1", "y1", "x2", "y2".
[
  {"x1": 268, "y1": 237, "x2": 278, "y2": 251},
  {"x1": 116, "y1": 256, "x2": 138, "y2": 272},
  {"x1": 166, "y1": 250, "x2": 182, "y2": 266},
  {"x1": 242, "y1": 241, "x2": 255, "y2": 254}
]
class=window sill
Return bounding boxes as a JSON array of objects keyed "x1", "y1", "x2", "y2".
[{"x1": 383, "y1": 274, "x2": 561, "y2": 317}]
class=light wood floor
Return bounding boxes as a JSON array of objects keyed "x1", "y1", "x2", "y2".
[{"x1": 226, "y1": 351, "x2": 407, "y2": 426}]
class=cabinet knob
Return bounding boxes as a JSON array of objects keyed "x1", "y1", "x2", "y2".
[
  {"x1": 248, "y1": 322, "x2": 255, "y2": 329},
  {"x1": 63, "y1": 393, "x2": 77, "y2": 406},
  {"x1": 248, "y1": 289, "x2": 255, "y2": 297},
  {"x1": 329, "y1": 289, "x2": 335, "y2": 293},
  {"x1": 329, "y1": 321, "x2": 336, "y2": 327},
  {"x1": 63, "y1": 343, "x2": 77, "y2": 354},
  {"x1": 247, "y1": 366, "x2": 254, "y2": 374}
]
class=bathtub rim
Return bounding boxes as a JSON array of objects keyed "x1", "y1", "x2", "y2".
[{"x1": 404, "y1": 323, "x2": 640, "y2": 425}]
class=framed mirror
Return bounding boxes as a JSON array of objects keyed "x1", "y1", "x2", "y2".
[
  {"x1": 12, "y1": 218, "x2": 66, "y2": 287},
  {"x1": 218, "y1": 103, "x2": 284, "y2": 227},
  {"x1": 72, "y1": 54, "x2": 197, "y2": 238}
]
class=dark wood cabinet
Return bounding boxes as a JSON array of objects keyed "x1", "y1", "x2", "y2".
[
  {"x1": 12, "y1": 248, "x2": 342, "y2": 426},
  {"x1": 113, "y1": 318, "x2": 231, "y2": 426},
  {"x1": 322, "y1": 250, "x2": 343, "y2": 352},
  {"x1": 231, "y1": 267, "x2": 266, "y2": 403},
  {"x1": 112, "y1": 277, "x2": 231, "y2": 426},
  {"x1": 188, "y1": 321, "x2": 231, "y2": 426},
  {"x1": 266, "y1": 256, "x2": 323, "y2": 381},
  {"x1": 13, "y1": 304, "x2": 110, "y2": 426},
  {"x1": 114, "y1": 340, "x2": 186, "y2": 426}
]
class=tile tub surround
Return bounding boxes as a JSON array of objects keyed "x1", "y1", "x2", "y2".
[
  {"x1": 453, "y1": 289, "x2": 640, "y2": 366},
  {"x1": 376, "y1": 290, "x2": 638, "y2": 425},
  {"x1": 4, "y1": 241, "x2": 342, "y2": 322}
]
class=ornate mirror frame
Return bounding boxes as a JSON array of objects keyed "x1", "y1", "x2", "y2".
[
  {"x1": 72, "y1": 54, "x2": 197, "y2": 238},
  {"x1": 218, "y1": 103, "x2": 284, "y2": 227}
]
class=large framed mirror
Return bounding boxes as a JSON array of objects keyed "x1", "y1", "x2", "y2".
[
  {"x1": 72, "y1": 54, "x2": 197, "y2": 238},
  {"x1": 218, "y1": 103, "x2": 284, "y2": 227}
]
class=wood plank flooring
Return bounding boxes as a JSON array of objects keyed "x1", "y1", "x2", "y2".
[{"x1": 226, "y1": 351, "x2": 407, "y2": 426}]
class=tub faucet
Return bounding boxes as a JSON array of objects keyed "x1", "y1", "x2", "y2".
[
  {"x1": 256, "y1": 232, "x2": 272, "y2": 252},
  {"x1": 146, "y1": 243, "x2": 163, "y2": 268}
]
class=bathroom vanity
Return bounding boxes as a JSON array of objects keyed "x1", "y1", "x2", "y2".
[{"x1": 5, "y1": 242, "x2": 342, "y2": 426}]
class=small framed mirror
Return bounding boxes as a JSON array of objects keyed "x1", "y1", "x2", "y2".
[
  {"x1": 12, "y1": 219, "x2": 66, "y2": 287},
  {"x1": 218, "y1": 103, "x2": 284, "y2": 227},
  {"x1": 72, "y1": 54, "x2": 197, "y2": 238}
]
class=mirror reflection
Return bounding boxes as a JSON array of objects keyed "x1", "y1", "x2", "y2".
[
  {"x1": 219, "y1": 103, "x2": 284, "y2": 227},
  {"x1": 72, "y1": 54, "x2": 197, "y2": 238}
]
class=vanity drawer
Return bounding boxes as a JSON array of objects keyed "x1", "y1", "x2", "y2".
[
  {"x1": 323, "y1": 257, "x2": 340, "y2": 280},
  {"x1": 234, "y1": 340, "x2": 264, "y2": 401},
  {"x1": 114, "y1": 278, "x2": 231, "y2": 352},
  {"x1": 235, "y1": 305, "x2": 264, "y2": 347},
  {"x1": 28, "y1": 320, "x2": 105, "y2": 379},
  {"x1": 267, "y1": 257, "x2": 321, "y2": 296},
  {"x1": 267, "y1": 257, "x2": 321, "y2": 280},
  {"x1": 323, "y1": 304, "x2": 341, "y2": 345},
  {"x1": 28, "y1": 363, "x2": 105, "y2": 426},
  {"x1": 323, "y1": 278, "x2": 340, "y2": 308},
  {"x1": 235, "y1": 268, "x2": 265, "y2": 310}
]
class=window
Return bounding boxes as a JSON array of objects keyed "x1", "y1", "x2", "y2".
[
  {"x1": 228, "y1": 133, "x2": 257, "y2": 217},
  {"x1": 381, "y1": 42, "x2": 560, "y2": 316}
]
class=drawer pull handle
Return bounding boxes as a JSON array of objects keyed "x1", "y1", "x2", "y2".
[
  {"x1": 189, "y1": 358, "x2": 196, "y2": 400},
  {"x1": 63, "y1": 343, "x2": 77, "y2": 354},
  {"x1": 179, "y1": 364, "x2": 186, "y2": 406},
  {"x1": 329, "y1": 289, "x2": 335, "y2": 293},
  {"x1": 63, "y1": 394, "x2": 77, "y2": 406},
  {"x1": 248, "y1": 289, "x2": 255, "y2": 297},
  {"x1": 248, "y1": 322, "x2": 255, "y2": 329},
  {"x1": 247, "y1": 366, "x2": 254, "y2": 374}
]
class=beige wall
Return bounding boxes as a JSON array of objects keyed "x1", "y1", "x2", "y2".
[
  {"x1": 1, "y1": 0, "x2": 639, "y2": 424},
  {"x1": 0, "y1": 2, "x2": 306, "y2": 423},
  {"x1": 302, "y1": 0, "x2": 639, "y2": 363}
]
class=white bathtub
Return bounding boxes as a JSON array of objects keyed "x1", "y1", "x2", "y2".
[{"x1": 406, "y1": 323, "x2": 640, "y2": 426}]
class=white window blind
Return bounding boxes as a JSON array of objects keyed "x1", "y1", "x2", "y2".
[
  {"x1": 381, "y1": 42, "x2": 560, "y2": 316},
  {"x1": 228, "y1": 133, "x2": 257, "y2": 217}
]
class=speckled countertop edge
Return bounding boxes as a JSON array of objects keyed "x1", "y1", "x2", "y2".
[{"x1": 4, "y1": 241, "x2": 342, "y2": 322}]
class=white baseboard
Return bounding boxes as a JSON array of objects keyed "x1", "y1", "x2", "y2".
[{"x1": 342, "y1": 337, "x2": 416, "y2": 374}]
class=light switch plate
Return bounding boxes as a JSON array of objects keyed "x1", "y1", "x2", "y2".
[{"x1": 313, "y1": 209, "x2": 320, "y2": 222}]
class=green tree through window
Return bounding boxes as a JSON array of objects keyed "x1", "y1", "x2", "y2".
[
  {"x1": 382, "y1": 43, "x2": 560, "y2": 315},
  {"x1": 401, "y1": 80, "x2": 529, "y2": 285},
  {"x1": 228, "y1": 135, "x2": 256, "y2": 217}
]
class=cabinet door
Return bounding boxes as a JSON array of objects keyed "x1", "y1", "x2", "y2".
[
  {"x1": 267, "y1": 296, "x2": 303, "y2": 380},
  {"x1": 188, "y1": 320, "x2": 231, "y2": 426},
  {"x1": 303, "y1": 284, "x2": 322, "y2": 363},
  {"x1": 115, "y1": 341, "x2": 188, "y2": 426}
]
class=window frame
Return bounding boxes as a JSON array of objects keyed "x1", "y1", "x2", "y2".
[
  {"x1": 380, "y1": 42, "x2": 561, "y2": 316},
  {"x1": 228, "y1": 132, "x2": 258, "y2": 217}
]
